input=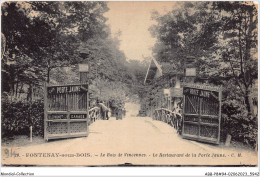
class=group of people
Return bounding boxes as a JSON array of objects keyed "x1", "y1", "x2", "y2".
[
  {"x1": 96, "y1": 101, "x2": 125, "y2": 120},
  {"x1": 97, "y1": 101, "x2": 110, "y2": 120}
]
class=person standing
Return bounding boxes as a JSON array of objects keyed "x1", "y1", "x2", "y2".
[
  {"x1": 116, "y1": 103, "x2": 123, "y2": 120},
  {"x1": 98, "y1": 101, "x2": 110, "y2": 120}
]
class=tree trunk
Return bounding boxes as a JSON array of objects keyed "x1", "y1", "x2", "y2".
[
  {"x1": 47, "y1": 67, "x2": 51, "y2": 83},
  {"x1": 18, "y1": 82, "x2": 24, "y2": 98},
  {"x1": 244, "y1": 90, "x2": 254, "y2": 117},
  {"x1": 11, "y1": 81, "x2": 15, "y2": 97},
  {"x1": 15, "y1": 81, "x2": 19, "y2": 98},
  {"x1": 27, "y1": 84, "x2": 32, "y2": 102}
]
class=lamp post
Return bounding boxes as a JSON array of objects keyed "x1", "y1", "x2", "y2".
[
  {"x1": 78, "y1": 63, "x2": 89, "y2": 124},
  {"x1": 184, "y1": 56, "x2": 196, "y2": 83},
  {"x1": 78, "y1": 64, "x2": 89, "y2": 84}
]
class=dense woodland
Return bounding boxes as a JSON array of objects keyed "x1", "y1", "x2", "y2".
[
  {"x1": 1, "y1": 2, "x2": 258, "y2": 148},
  {"x1": 1, "y1": 2, "x2": 147, "y2": 137},
  {"x1": 1, "y1": 2, "x2": 147, "y2": 106},
  {"x1": 148, "y1": 2, "x2": 258, "y2": 147}
]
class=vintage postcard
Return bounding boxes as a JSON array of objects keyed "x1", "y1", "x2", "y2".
[{"x1": 1, "y1": 1, "x2": 258, "y2": 172}]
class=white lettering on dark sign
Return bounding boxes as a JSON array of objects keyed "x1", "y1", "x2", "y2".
[
  {"x1": 70, "y1": 114, "x2": 86, "y2": 119},
  {"x1": 189, "y1": 88, "x2": 199, "y2": 95},
  {"x1": 184, "y1": 87, "x2": 218, "y2": 99},
  {"x1": 200, "y1": 90, "x2": 210, "y2": 98},
  {"x1": 48, "y1": 85, "x2": 88, "y2": 94},
  {"x1": 49, "y1": 114, "x2": 66, "y2": 119},
  {"x1": 57, "y1": 86, "x2": 80, "y2": 93}
]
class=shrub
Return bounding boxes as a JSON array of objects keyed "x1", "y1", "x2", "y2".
[
  {"x1": 221, "y1": 100, "x2": 258, "y2": 149},
  {"x1": 1, "y1": 100, "x2": 44, "y2": 138}
]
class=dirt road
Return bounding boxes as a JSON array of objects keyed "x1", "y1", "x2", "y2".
[{"x1": 1, "y1": 103, "x2": 257, "y2": 166}]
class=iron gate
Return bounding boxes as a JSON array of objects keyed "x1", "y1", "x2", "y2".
[
  {"x1": 182, "y1": 84, "x2": 222, "y2": 144},
  {"x1": 44, "y1": 84, "x2": 89, "y2": 141}
]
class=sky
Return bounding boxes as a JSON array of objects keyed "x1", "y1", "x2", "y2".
[{"x1": 104, "y1": 1, "x2": 178, "y2": 61}]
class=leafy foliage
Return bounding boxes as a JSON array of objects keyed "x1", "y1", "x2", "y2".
[
  {"x1": 1, "y1": 2, "x2": 136, "y2": 140},
  {"x1": 89, "y1": 78, "x2": 127, "y2": 107},
  {"x1": 149, "y1": 2, "x2": 258, "y2": 148},
  {"x1": 2, "y1": 100, "x2": 44, "y2": 138},
  {"x1": 1, "y1": 2, "x2": 110, "y2": 100},
  {"x1": 212, "y1": 2, "x2": 258, "y2": 116},
  {"x1": 149, "y1": 2, "x2": 221, "y2": 72}
]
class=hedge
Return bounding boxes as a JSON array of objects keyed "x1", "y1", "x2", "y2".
[
  {"x1": 221, "y1": 101, "x2": 258, "y2": 149},
  {"x1": 1, "y1": 100, "x2": 44, "y2": 138}
]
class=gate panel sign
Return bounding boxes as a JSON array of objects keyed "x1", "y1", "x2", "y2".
[
  {"x1": 47, "y1": 85, "x2": 88, "y2": 94},
  {"x1": 182, "y1": 84, "x2": 222, "y2": 144},
  {"x1": 44, "y1": 84, "x2": 89, "y2": 141}
]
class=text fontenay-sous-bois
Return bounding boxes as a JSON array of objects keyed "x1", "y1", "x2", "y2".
[{"x1": 2, "y1": 149, "x2": 243, "y2": 159}]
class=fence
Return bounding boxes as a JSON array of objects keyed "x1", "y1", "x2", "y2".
[
  {"x1": 88, "y1": 107, "x2": 101, "y2": 124},
  {"x1": 153, "y1": 108, "x2": 182, "y2": 134}
]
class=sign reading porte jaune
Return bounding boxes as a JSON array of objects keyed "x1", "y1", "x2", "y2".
[
  {"x1": 183, "y1": 87, "x2": 219, "y2": 100},
  {"x1": 47, "y1": 85, "x2": 88, "y2": 94}
]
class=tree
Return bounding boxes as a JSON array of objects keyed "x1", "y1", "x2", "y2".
[
  {"x1": 213, "y1": 1, "x2": 258, "y2": 116},
  {"x1": 149, "y1": 1, "x2": 258, "y2": 147},
  {"x1": 1, "y1": 2, "x2": 45, "y2": 100},
  {"x1": 27, "y1": 1, "x2": 110, "y2": 83},
  {"x1": 1, "y1": 2, "x2": 110, "y2": 100},
  {"x1": 150, "y1": 1, "x2": 258, "y2": 116},
  {"x1": 149, "y1": 2, "x2": 221, "y2": 72}
]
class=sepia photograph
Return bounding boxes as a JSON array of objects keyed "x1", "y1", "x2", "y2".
[{"x1": 1, "y1": 0, "x2": 258, "y2": 174}]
